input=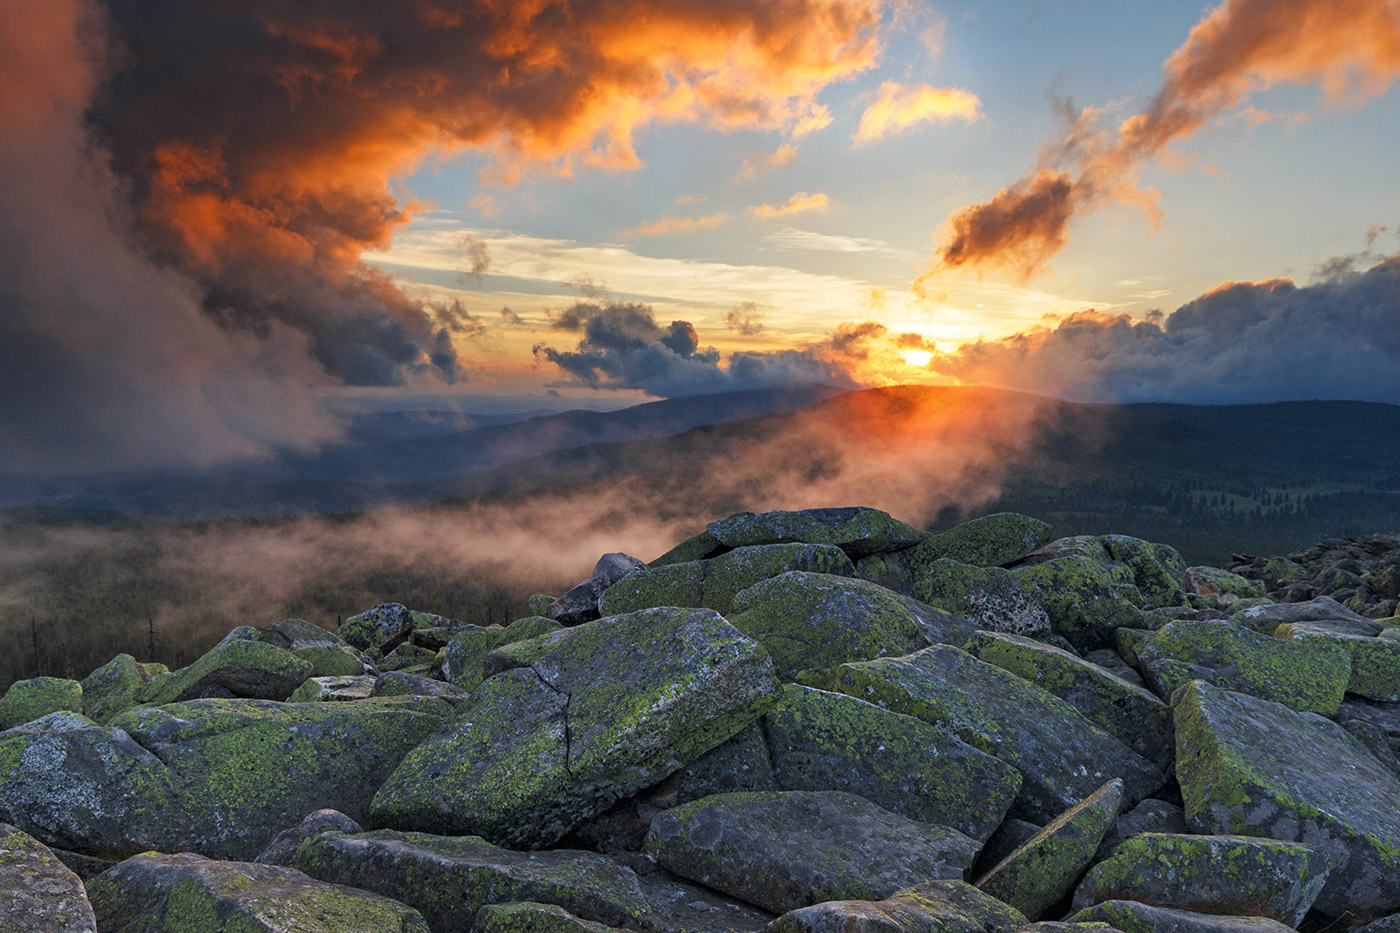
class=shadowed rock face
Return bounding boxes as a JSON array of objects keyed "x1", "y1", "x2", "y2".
[{"x1": 3, "y1": 511, "x2": 1400, "y2": 929}]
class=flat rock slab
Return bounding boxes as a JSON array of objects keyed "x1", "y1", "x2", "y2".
[
  {"x1": 372, "y1": 607, "x2": 780, "y2": 848},
  {"x1": 1231, "y1": 596, "x2": 1374, "y2": 634},
  {"x1": 833, "y1": 645, "x2": 1164, "y2": 823},
  {"x1": 1174, "y1": 680, "x2": 1400, "y2": 916},
  {"x1": 469, "y1": 903, "x2": 618, "y2": 933},
  {"x1": 601, "y1": 544, "x2": 855, "y2": 617},
  {"x1": 976, "y1": 779, "x2": 1124, "y2": 920},
  {"x1": 766, "y1": 879, "x2": 1027, "y2": 933},
  {"x1": 1072, "y1": 833, "x2": 1329, "y2": 927},
  {"x1": 1275, "y1": 624, "x2": 1400, "y2": 701},
  {"x1": 905, "y1": 513, "x2": 1053, "y2": 569},
  {"x1": 289, "y1": 829, "x2": 656, "y2": 933},
  {"x1": 1136, "y1": 620, "x2": 1351, "y2": 716},
  {"x1": 0, "y1": 822, "x2": 96, "y2": 932},
  {"x1": 1071, "y1": 901, "x2": 1297, "y2": 933},
  {"x1": 86, "y1": 852, "x2": 429, "y2": 932},
  {"x1": 763, "y1": 684, "x2": 1021, "y2": 844},
  {"x1": 965, "y1": 631, "x2": 1173, "y2": 765},
  {"x1": 290, "y1": 674, "x2": 377, "y2": 701},
  {"x1": 645, "y1": 791, "x2": 978, "y2": 915},
  {"x1": 706, "y1": 507, "x2": 926, "y2": 558},
  {"x1": 633, "y1": 867, "x2": 776, "y2": 933},
  {"x1": 726, "y1": 572, "x2": 973, "y2": 684}
]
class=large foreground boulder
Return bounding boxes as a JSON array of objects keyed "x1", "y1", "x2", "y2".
[
  {"x1": 766, "y1": 879, "x2": 1027, "y2": 933},
  {"x1": 645, "y1": 791, "x2": 978, "y2": 914},
  {"x1": 86, "y1": 852, "x2": 428, "y2": 932},
  {"x1": 762, "y1": 684, "x2": 1021, "y2": 843},
  {"x1": 0, "y1": 822, "x2": 96, "y2": 932},
  {"x1": 1174, "y1": 680, "x2": 1400, "y2": 916},
  {"x1": 288, "y1": 829, "x2": 657, "y2": 933},
  {"x1": 1072, "y1": 833, "x2": 1330, "y2": 926},
  {"x1": 1072, "y1": 901, "x2": 1296, "y2": 933},
  {"x1": 833, "y1": 645, "x2": 1165, "y2": 822},
  {"x1": 371, "y1": 607, "x2": 781, "y2": 848},
  {"x1": 725, "y1": 572, "x2": 974, "y2": 684}
]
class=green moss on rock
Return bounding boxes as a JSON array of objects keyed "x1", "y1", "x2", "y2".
[
  {"x1": 293, "y1": 645, "x2": 370, "y2": 677},
  {"x1": 1072, "y1": 900, "x2": 1297, "y2": 933},
  {"x1": 913, "y1": 561, "x2": 1051, "y2": 637},
  {"x1": 1275, "y1": 623, "x2": 1400, "y2": 701},
  {"x1": 1010, "y1": 558, "x2": 1144, "y2": 651},
  {"x1": 766, "y1": 879, "x2": 1027, "y2": 933},
  {"x1": 649, "y1": 529, "x2": 725, "y2": 567},
  {"x1": 706, "y1": 507, "x2": 926, "y2": 558},
  {"x1": 0, "y1": 677, "x2": 83, "y2": 731},
  {"x1": 1186, "y1": 567, "x2": 1266, "y2": 600},
  {"x1": 81, "y1": 655, "x2": 165, "y2": 725},
  {"x1": 441, "y1": 617, "x2": 560, "y2": 691},
  {"x1": 470, "y1": 902, "x2": 620, "y2": 933},
  {"x1": 137, "y1": 639, "x2": 314, "y2": 706},
  {"x1": 1100, "y1": 536, "x2": 1189, "y2": 609},
  {"x1": 908, "y1": 513, "x2": 1053, "y2": 569},
  {"x1": 0, "y1": 821, "x2": 97, "y2": 932}
]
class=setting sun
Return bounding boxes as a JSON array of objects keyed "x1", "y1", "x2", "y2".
[{"x1": 901, "y1": 348, "x2": 933, "y2": 367}]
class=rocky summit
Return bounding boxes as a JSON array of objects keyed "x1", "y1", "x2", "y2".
[{"x1": 2, "y1": 506, "x2": 1399, "y2": 933}]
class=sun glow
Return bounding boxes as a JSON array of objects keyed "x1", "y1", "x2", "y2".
[{"x1": 901, "y1": 348, "x2": 933, "y2": 367}]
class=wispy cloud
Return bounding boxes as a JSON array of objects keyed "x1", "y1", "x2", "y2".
[
  {"x1": 734, "y1": 143, "x2": 800, "y2": 181},
  {"x1": 751, "y1": 192, "x2": 831, "y2": 218},
  {"x1": 854, "y1": 82, "x2": 982, "y2": 144},
  {"x1": 765, "y1": 227, "x2": 911, "y2": 257},
  {"x1": 621, "y1": 211, "x2": 731, "y2": 236}
]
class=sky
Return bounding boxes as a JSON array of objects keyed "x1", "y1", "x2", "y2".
[{"x1": 2, "y1": 0, "x2": 1399, "y2": 473}]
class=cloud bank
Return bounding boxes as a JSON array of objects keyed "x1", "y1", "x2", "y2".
[{"x1": 931, "y1": 255, "x2": 1400, "y2": 404}]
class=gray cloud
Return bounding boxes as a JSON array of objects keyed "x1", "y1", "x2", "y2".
[{"x1": 931, "y1": 255, "x2": 1400, "y2": 404}]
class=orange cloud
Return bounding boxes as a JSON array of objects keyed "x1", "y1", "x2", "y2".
[
  {"x1": 622, "y1": 211, "x2": 732, "y2": 236},
  {"x1": 791, "y1": 104, "x2": 835, "y2": 137},
  {"x1": 734, "y1": 142, "x2": 800, "y2": 181},
  {"x1": 751, "y1": 191, "x2": 831, "y2": 217},
  {"x1": 922, "y1": 0, "x2": 1400, "y2": 286},
  {"x1": 90, "y1": 0, "x2": 886, "y2": 389},
  {"x1": 853, "y1": 81, "x2": 982, "y2": 143}
]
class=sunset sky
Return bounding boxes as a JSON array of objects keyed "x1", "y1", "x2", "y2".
[{"x1": 2, "y1": 0, "x2": 1399, "y2": 472}]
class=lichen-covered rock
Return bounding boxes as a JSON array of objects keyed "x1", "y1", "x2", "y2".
[
  {"x1": 1011, "y1": 558, "x2": 1145, "y2": 651},
  {"x1": 371, "y1": 671, "x2": 469, "y2": 700},
  {"x1": 1230, "y1": 596, "x2": 1372, "y2": 634},
  {"x1": 1135, "y1": 620, "x2": 1350, "y2": 716},
  {"x1": 137, "y1": 638, "x2": 314, "y2": 705},
  {"x1": 645, "y1": 791, "x2": 978, "y2": 914},
  {"x1": 600, "y1": 544, "x2": 855, "y2": 617},
  {"x1": 766, "y1": 879, "x2": 1028, "y2": 933},
  {"x1": 0, "y1": 822, "x2": 96, "y2": 932},
  {"x1": 1072, "y1": 833, "x2": 1329, "y2": 926},
  {"x1": 293, "y1": 644, "x2": 372, "y2": 677},
  {"x1": 725, "y1": 572, "x2": 974, "y2": 684},
  {"x1": 650, "y1": 529, "x2": 725, "y2": 567},
  {"x1": 833, "y1": 645, "x2": 1164, "y2": 823},
  {"x1": 80, "y1": 655, "x2": 165, "y2": 725},
  {"x1": 378, "y1": 642, "x2": 438, "y2": 672},
  {"x1": 256, "y1": 618, "x2": 346, "y2": 651},
  {"x1": 372, "y1": 607, "x2": 781, "y2": 848},
  {"x1": 965, "y1": 632, "x2": 1173, "y2": 765},
  {"x1": 441, "y1": 616, "x2": 561, "y2": 691},
  {"x1": 763, "y1": 684, "x2": 1021, "y2": 844},
  {"x1": 1341, "y1": 717, "x2": 1400, "y2": 777},
  {"x1": 289, "y1": 830, "x2": 656, "y2": 933},
  {"x1": 340, "y1": 603, "x2": 449, "y2": 653},
  {"x1": 706, "y1": 507, "x2": 926, "y2": 558},
  {"x1": 634, "y1": 865, "x2": 776, "y2": 932},
  {"x1": 1071, "y1": 901, "x2": 1296, "y2": 933},
  {"x1": 1186, "y1": 568, "x2": 1266, "y2": 601},
  {"x1": 1095, "y1": 798, "x2": 1188, "y2": 861},
  {"x1": 469, "y1": 902, "x2": 620, "y2": 933},
  {"x1": 289, "y1": 674, "x2": 377, "y2": 702},
  {"x1": 907, "y1": 513, "x2": 1053, "y2": 569},
  {"x1": 256, "y1": 808, "x2": 363, "y2": 866},
  {"x1": 1173, "y1": 680, "x2": 1400, "y2": 916},
  {"x1": 106, "y1": 696, "x2": 450, "y2": 859},
  {"x1": 1274, "y1": 623, "x2": 1400, "y2": 701},
  {"x1": 1102, "y1": 536, "x2": 1189, "y2": 609},
  {"x1": 977, "y1": 779, "x2": 1123, "y2": 920},
  {"x1": 972, "y1": 818, "x2": 1042, "y2": 879},
  {"x1": 86, "y1": 852, "x2": 429, "y2": 932},
  {"x1": 913, "y1": 561, "x2": 1051, "y2": 637},
  {"x1": 0, "y1": 677, "x2": 83, "y2": 730},
  {"x1": 0, "y1": 712, "x2": 182, "y2": 857}
]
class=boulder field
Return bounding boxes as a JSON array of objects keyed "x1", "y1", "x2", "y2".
[{"x1": 2, "y1": 506, "x2": 1399, "y2": 932}]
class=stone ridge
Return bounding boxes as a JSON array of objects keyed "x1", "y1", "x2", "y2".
[{"x1": 0, "y1": 508, "x2": 1398, "y2": 931}]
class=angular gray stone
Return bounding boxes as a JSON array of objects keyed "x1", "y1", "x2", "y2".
[
  {"x1": 725, "y1": 572, "x2": 974, "y2": 684},
  {"x1": 650, "y1": 529, "x2": 725, "y2": 568},
  {"x1": 256, "y1": 618, "x2": 347, "y2": 651},
  {"x1": 340, "y1": 603, "x2": 450, "y2": 652},
  {"x1": 762, "y1": 684, "x2": 1021, "y2": 844},
  {"x1": 1072, "y1": 833, "x2": 1330, "y2": 927},
  {"x1": 1101, "y1": 536, "x2": 1189, "y2": 610},
  {"x1": 371, "y1": 607, "x2": 781, "y2": 848},
  {"x1": 86, "y1": 852, "x2": 429, "y2": 932},
  {"x1": 1274, "y1": 623, "x2": 1400, "y2": 701},
  {"x1": 976, "y1": 779, "x2": 1124, "y2": 921},
  {"x1": 290, "y1": 829, "x2": 657, "y2": 933},
  {"x1": 907, "y1": 513, "x2": 1053, "y2": 568},
  {"x1": 1071, "y1": 901, "x2": 1296, "y2": 933},
  {"x1": 833, "y1": 645, "x2": 1165, "y2": 823},
  {"x1": 645, "y1": 790, "x2": 978, "y2": 915},
  {"x1": 289, "y1": 674, "x2": 377, "y2": 702},
  {"x1": 1135, "y1": 619, "x2": 1350, "y2": 716},
  {"x1": 80, "y1": 655, "x2": 166, "y2": 725},
  {"x1": 913, "y1": 561, "x2": 1052, "y2": 637},
  {"x1": 371, "y1": 672, "x2": 470, "y2": 700},
  {"x1": 766, "y1": 879, "x2": 1027, "y2": 933},
  {"x1": 1231, "y1": 595, "x2": 1373, "y2": 634},
  {"x1": 469, "y1": 903, "x2": 617, "y2": 933},
  {"x1": 0, "y1": 822, "x2": 96, "y2": 932},
  {"x1": 137, "y1": 638, "x2": 314, "y2": 705},
  {"x1": 255, "y1": 808, "x2": 363, "y2": 866},
  {"x1": 1010, "y1": 557, "x2": 1145, "y2": 651},
  {"x1": 706, "y1": 507, "x2": 926, "y2": 558},
  {"x1": 0, "y1": 677, "x2": 83, "y2": 730},
  {"x1": 1173, "y1": 680, "x2": 1400, "y2": 916},
  {"x1": 1095, "y1": 798, "x2": 1188, "y2": 861},
  {"x1": 440, "y1": 616, "x2": 561, "y2": 690},
  {"x1": 965, "y1": 631, "x2": 1174, "y2": 765}
]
